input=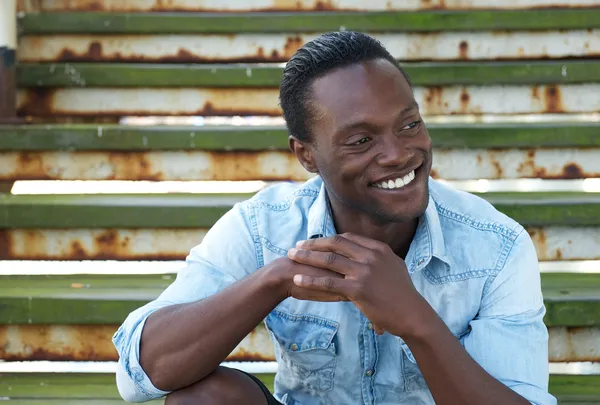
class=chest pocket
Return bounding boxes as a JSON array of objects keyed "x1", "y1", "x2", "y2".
[{"x1": 266, "y1": 309, "x2": 338, "y2": 393}]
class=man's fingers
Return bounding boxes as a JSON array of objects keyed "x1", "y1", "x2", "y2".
[
  {"x1": 295, "y1": 234, "x2": 367, "y2": 259},
  {"x1": 288, "y1": 248, "x2": 360, "y2": 276},
  {"x1": 293, "y1": 274, "x2": 353, "y2": 296},
  {"x1": 338, "y1": 232, "x2": 386, "y2": 251}
]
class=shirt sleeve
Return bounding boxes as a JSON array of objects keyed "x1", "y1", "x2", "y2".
[
  {"x1": 460, "y1": 227, "x2": 557, "y2": 405},
  {"x1": 112, "y1": 201, "x2": 259, "y2": 402}
]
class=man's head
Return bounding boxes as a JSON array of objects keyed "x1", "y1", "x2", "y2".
[{"x1": 280, "y1": 31, "x2": 432, "y2": 224}]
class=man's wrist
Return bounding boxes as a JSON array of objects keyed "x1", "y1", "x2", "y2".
[
  {"x1": 401, "y1": 296, "x2": 444, "y2": 343},
  {"x1": 257, "y1": 261, "x2": 290, "y2": 302}
]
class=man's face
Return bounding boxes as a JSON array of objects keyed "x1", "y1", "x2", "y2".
[{"x1": 298, "y1": 58, "x2": 432, "y2": 223}]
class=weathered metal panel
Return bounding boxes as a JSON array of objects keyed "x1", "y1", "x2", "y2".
[
  {"x1": 0, "y1": 228, "x2": 207, "y2": 260},
  {"x1": 1, "y1": 227, "x2": 597, "y2": 261},
  {"x1": 549, "y1": 327, "x2": 600, "y2": 362},
  {"x1": 0, "y1": 324, "x2": 275, "y2": 362},
  {"x1": 15, "y1": 84, "x2": 599, "y2": 117},
  {"x1": 0, "y1": 324, "x2": 596, "y2": 362},
  {"x1": 528, "y1": 227, "x2": 600, "y2": 261},
  {"x1": 16, "y1": 0, "x2": 600, "y2": 12},
  {"x1": 2, "y1": 147, "x2": 600, "y2": 182},
  {"x1": 17, "y1": 30, "x2": 600, "y2": 63},
  {"x1": 432, "y1": 148, "x2": 600, "y2": 180},
  {"x1": 0, "y1": 151, "x2": 309, "y2": 181}
]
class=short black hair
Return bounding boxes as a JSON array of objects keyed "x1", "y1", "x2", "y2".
[{"x1": 279, "y1": 31, "x2": 412, "y2": 143}]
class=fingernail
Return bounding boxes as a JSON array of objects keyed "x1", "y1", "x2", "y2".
[
  {"x1": 293, "y1": 275, "x2": 303, "y2": 285},
  {"x1": 296, "y1": 240, "x2": 306, "y2": 247},
  {"x1": 288, "y1": 248, "x2": 298, "y2": 257}
]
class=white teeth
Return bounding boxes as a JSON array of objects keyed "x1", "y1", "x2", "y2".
[{"x1": 374, "y1": 170, "x2": 416, "y2": 190}]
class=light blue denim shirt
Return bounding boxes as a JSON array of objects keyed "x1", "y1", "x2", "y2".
[{"x1": 113, "y1": 176, "x2": 555, "y2": 405}]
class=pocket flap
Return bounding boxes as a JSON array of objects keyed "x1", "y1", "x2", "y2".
[{"x1": 267, "y1": 309, "x2": 338, "y2": 352}]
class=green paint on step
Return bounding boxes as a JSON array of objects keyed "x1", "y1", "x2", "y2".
[
  {"x1": 0, "y1": 373, "x2": 598, "y2": 403},
  {"x1": 3, "y1": 192, "x2": 600, "y2": 228},
  {"x1": 2, "y1": 123, "x2": 600, "y2": 151},
  {"x1": 16, "y1": 61, "x2": 600, "y2": 87},
  {"x1": 18, "y1": 9, "x2": 600, "y2": 34},
  {"x1": 0, "y1": 273, "x2": 598, "y2": 325}
]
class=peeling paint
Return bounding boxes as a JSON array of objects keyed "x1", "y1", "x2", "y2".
[{"x1": 17, "y1": 30, "x2": 600, "y2": 63}]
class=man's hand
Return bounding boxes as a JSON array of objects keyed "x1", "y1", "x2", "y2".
[
  {"x1": 266, "y1": 256, "x2": 349, "y2": 303},
  {"x1": 287, "y1": 233, "x2": 431, "y2": 337}
]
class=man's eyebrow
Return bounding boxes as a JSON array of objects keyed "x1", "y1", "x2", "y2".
[{"x1": 337, "y1": 102, "x2": 421, "y2": 135}]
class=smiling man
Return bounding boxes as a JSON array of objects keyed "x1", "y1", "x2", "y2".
[{"x1": 113, "y1": 32, "x2": 556, "y2": 405}]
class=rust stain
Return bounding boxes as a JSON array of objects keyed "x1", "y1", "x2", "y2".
[
  {"x1": 490, "y1": 158, "x2": 504, "y2": 178},
  {"x1": 423, "y1": 87, "x2": 445, "y2": 115},
  {"x1": 0, "y1": 325, "x2": 274, "y2": 362},
  {"x1": 459, "y1": 88, "x2": 470, "y2": 113},
  {"x1": 0, "y1": 231, "x2": 10, "y2": 261},
  {"x1": 531, "y1": 86, "x2": 540, "y2": 101},
  {"x1": 314, "y1": 0, "x2": 336, "y2": 10},
  {"x1": 561, "y1": 162, "x2": 585, "y2": 179},
  {"x1": 527, "y1": 227, "x2": 547, "y2": 259},
  {"x1": 543, "y1": 85, "x2": 564, "y2": 113},
  {"x1": 458, "y1": 40, "x2": 469, "y2": 60},
  {"x1": 283, "y1": 35, "x2": 304, "y2": 59},
  {"x1": 429, "y1": 168, "x2": 439, "y2": 178},
  {"x1": 555, "y1": 248, "x2": 563, "y2": 260},
  {"x1": 476, "y1": 154, "x2": 483, "y2": 165}
]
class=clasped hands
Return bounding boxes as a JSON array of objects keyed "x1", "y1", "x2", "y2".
[{"x1": 286, "y1": 232, "x2": 427, "y2": 338}]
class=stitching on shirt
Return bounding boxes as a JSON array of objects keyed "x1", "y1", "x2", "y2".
[
  {"x1": 422, "y1": 267, "x2": 498, "y2": 284},
  {"x1": 434, "y1": 202, "x2": 519, "y2": 239},
  {"x1": 246, "y1": 203, "x2": 265, "y2": 267},
  {"x1": 261, "y1": 237, "x2": 288, "y2": 256},
  {"x1": 482, "y1": 228, "x2": 525, "y2": 297},
  {"x1": 252, "y1": 188, "x2": 319, "y2": 211},
  {"x1": 271, "y1": 309, "x2": 339, "y2": 329}
]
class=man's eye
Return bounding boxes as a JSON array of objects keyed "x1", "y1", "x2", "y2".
[
  {"x1": 353, "y1": 137, "x2": 371, "y2": 145},
  {"x1": 402, "y1": 120, "x2": 422, "y2": 130}
]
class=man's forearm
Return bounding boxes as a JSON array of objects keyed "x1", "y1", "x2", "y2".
[
  {"x1": 139, "y1": 266, "x2": 285, "y2": 392},
  {"x1": 401, "y1": 302, "x2": 530, "y2": 405}
]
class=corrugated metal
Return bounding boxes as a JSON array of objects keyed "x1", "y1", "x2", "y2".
[
  {"x1": 16, "y1": 0, "x2": 600, "y2": 12},
  {"x1": 0, "y1": 227, "x2": 596, "y2": 261},
  {"x1": 432, "y1": 148, "x2": 600, "y2": 180},
  {"x1": 2, "y1": 148, "x2": 600, "y2": 182},
  {"x1": 549, "y1": 327, "x2": 600, "y2": 362},
  {"x1": 0, "y1": 151, "x2": 309, "y2": 181},
  {"x1": 17, "y1": 30, "x2": 600, "y2": 63},
  {"x1": 0, "y1": 324, "x2": 596, "y2": 362},
  {"x1": 0, "y1": 324, "x2": 275, "y2": 362},
  {"x1": 15, "y1": 84, "x2": 599, "y2": 117}
]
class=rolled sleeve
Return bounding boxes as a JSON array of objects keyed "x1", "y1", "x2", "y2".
[
  {"x1": 461, "y1": 228, "x2": 557, "y2": 405},
  {"x1": 112, "y1": 202, "x2": 259, "y2": 401}
]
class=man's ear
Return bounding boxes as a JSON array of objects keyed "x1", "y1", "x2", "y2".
[{"x1": 289, "y1": 136, "x2": 318, "y2": 173}]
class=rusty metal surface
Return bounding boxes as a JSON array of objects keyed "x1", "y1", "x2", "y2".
[
  {"x1": 2, "y1": 147, "x2": 600, "y2": 182},
  {"x1": 0, "y1": 324, "x2": 596, "y2": 362},
  {"x1": 17, "y1": 30, "x2": 600, "y2": 63},
  {"x1": 549, "y1": 327, "x2": 600, "y2": 362},
  {"x1": 528, "y1": 227, "x2": 600, "y2": 261},
  {"x1": 16, "y1": 0, "x2": 600, "y2": 12},
  {"x1": 0, "y1": 324, "x2": 275, "y2": 362},
  {"x1": 432, "y1": 148, "x2": 600, "y2": 180},
  {"x1": 0, "y1": 151, "x2": 309, "y2": 181},
  {"x1": 0, "y1": 229, "x2": 207, "y2": 261},
  {"x1": 15, "y1": 84, "x2": 599, "y2": 117},
  {"x1": 0, "y1": 227, "x2": 597, "y2": 261}
]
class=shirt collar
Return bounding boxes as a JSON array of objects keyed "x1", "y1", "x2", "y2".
[
  {"x1": 307, "y1": 177, "x2": 337, "y2": 239},
  {"x1": 405, "y1": 192, "x2": 450, "y2": 274},
  {"x1": 306, "y1": 176, "x2": 450, "y2": 272}
]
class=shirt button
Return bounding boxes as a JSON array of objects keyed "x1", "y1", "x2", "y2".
[
  {"x1": 418, "y1": 258, "x2": 425, "y2": 265},
  {"x1": 367, "y1": 322, "x2": 373, "y2": 330},
  {"x1": 365, "y1": 369, "x2": 374, "y2": 377},
  {"x1": 290, "y1": 343, "x2": 299, "y2": 351}
]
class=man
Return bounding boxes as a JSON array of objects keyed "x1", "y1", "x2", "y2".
[{"x1": 114, "y1": 32, "x2": 556, "y2": 405}]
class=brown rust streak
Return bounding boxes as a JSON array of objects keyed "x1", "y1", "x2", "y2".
[
  {"x1": 18, "y1": 91, "x2": 282, "y2": 117},
  {"x1": 423, "y1": 87, "x2": 447, "y2": 115},
  {"x1": 458, "y1": 41, "x2": 469, "y2": 60},
  {"x1": 227, "y1": 349, "x2": 274, "y2": 362},
  {"x1": 544, "y1": 85, "x2": 564, "y2": 113},
  {"x1": 0, "y1": 230, "x2": 11, "y2": 261},
  {"x1": 527, "y1": 227, "x2": 548, "y2": 260}
]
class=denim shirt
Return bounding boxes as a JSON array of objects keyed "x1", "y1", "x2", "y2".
[{"x1": 113, "y1": 176, "x2": 556, "y2": 405}]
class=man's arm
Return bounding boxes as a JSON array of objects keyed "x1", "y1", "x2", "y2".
[
  {"x1": 113, "y1": 203, "x2": 348, "y2": 401},
  {"x1": 288, "y1": 230, "x2": 556, "y2": 405}
]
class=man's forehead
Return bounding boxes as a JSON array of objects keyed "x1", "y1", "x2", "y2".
[{"x1": 310, "y1": 59, "x2": 415, "y2": 122}]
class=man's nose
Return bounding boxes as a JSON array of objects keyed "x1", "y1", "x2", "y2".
[{"x1": 376, "y1": 136, "x2": 413, "y2": 167}]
